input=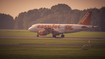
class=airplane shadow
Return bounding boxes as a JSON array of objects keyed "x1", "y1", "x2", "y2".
[{"x1": 39, "y1": 37, "x2": 64, "y2": 39}]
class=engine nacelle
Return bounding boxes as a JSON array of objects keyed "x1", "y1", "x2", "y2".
[{"x1": 38, "y1": 30, "x2": 49, "y2": 35}]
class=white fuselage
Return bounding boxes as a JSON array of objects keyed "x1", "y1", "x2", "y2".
[{"x1": 28, "y1": 24, "x2": 93, "y2": 34}]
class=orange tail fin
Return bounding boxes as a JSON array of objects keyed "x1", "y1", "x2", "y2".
[{"x1": 78, "y1": 11, "x2": 92, "y2": 25}]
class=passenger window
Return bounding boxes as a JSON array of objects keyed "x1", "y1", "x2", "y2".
[{"x1": 67, "y1": 26, "x2": 69, "y2": 28}]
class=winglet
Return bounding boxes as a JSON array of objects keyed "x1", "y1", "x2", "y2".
[{"x1": 78, "y1": 11, "x2": 92, "y2": 25}]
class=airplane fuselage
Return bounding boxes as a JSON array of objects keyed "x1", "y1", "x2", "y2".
[{"x1": 28, "y1": 24, "x2": 93, "y2": 34}]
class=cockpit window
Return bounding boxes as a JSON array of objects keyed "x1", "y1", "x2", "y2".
[{"x1": 31, "y1": 24, "x2": 35, "y2": 27}]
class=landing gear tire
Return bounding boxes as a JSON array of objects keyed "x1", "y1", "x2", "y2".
[
  {"x1": 53, "y1": 35, "x2": 56, "y2": 37},
  {"x1": 61, "y1": 35, "x2": 64, "y2": 38},
  {"x1": 37, "y1": 35, "x2": 39, "y2": 37}
]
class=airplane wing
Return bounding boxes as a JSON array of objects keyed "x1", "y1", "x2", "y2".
[{"x1": 44, "y1": 27, "x2": 60, "y2": 35}]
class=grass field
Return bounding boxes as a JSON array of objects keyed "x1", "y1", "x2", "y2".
[
  {"x1": 0, "y1": 46, "x2": 105, "y2": 59},
  {"x1": 0, "y1": 29, "x2": 105, "y2": 59},
  {"x1": 0, "y1": 38, "x2": 105, "y2": 59}
]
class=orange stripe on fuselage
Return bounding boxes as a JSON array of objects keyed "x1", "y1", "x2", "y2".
[{"x1": 37, "y1": 24, "x2": 61, "y2": 29}]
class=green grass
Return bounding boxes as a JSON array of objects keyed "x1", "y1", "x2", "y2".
[
  {"x1": 0, "y1": 29, "x2": 37, "y2": 36},
  {"x1": 0, "y1": 46, "x2": 105, "y2": 59},
  {"x1": 0, "y1": 29, "x2": 105, "y2": 38},
  {"x1": 0, "y1": 38, "x2": 105, "y2": 59},
  {"x1": 65, "y1": 32, "x2": 105, "y2": 38}
]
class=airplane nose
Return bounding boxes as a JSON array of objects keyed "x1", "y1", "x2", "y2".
[{"x1": 28, "y1": 27, "x2": 32, "y2": 31}]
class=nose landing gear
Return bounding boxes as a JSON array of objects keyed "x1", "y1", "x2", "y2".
[
  {"x1": 37, "y1": 33, "x2": 39, "y2": 37},
  {"x1": 37, "y1": 34, "x2": 39, "y2": 37}
]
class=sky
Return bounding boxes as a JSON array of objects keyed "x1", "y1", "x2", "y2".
[{"x1": 0, "y1": 0, "x2": 105, "y2": 18}]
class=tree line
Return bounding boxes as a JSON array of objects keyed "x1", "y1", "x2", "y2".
[
  {"x1": 0, "y1": 4, "x2": 105, "y2": 31},
  {"x1": 0, "y1": 14, "x2": 14, "y2": 29}
]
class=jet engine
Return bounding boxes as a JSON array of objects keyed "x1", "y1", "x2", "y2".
[{"x1": 38, "y1": 30, "x2": 49, "y2": 35}]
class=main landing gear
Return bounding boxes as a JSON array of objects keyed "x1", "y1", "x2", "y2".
[
  {"x1": 61, "y1": 34, "x2": 64, "y2": 38},
  {"x1": 53, "y1": 35, "x2": 56, "y2": 37},
  {"x1": 53, "y1": 34, "x2": 65, "y2": 38}
]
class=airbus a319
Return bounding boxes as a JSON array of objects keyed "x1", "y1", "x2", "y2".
[{"x1": 28, "y1": 11, "x2": 97, "y2": 37}]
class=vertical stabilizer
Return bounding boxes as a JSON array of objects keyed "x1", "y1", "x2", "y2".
[{"x1": 78, "y1": 11, "x2": 92, "y2": 25}]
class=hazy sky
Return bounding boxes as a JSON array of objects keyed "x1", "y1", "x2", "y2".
[{"x1": 0, "y1": 0, "x2": 105, "y2": 18}]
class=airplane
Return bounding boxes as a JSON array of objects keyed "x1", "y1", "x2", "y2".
[{"x1": 28, "y1": 11, "x2": 97, "y2": 37}]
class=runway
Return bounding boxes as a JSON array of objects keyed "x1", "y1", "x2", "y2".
[
  {"x1": 0, "y1": 36, "x2": 105, "y2": 40},
  {"x1": 0, "y1": 44, "x2": 83, "y2": 46}
]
